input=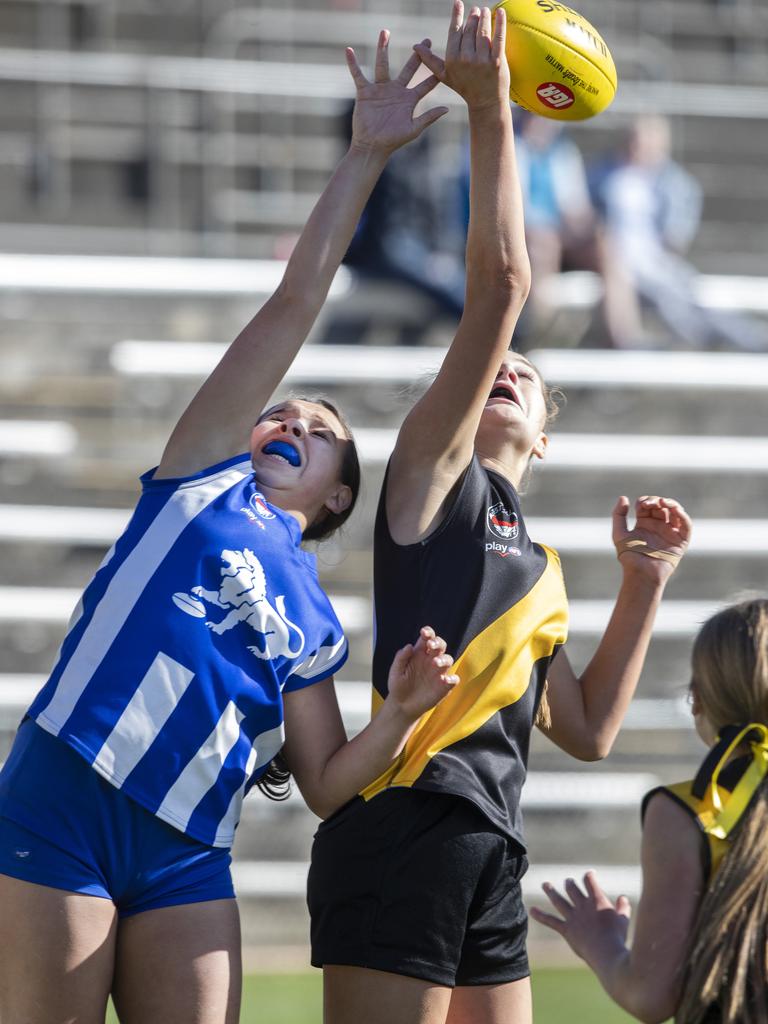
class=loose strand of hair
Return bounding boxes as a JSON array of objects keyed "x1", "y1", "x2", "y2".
[{"x1": 534, "y1": 679, "x2": 551, "y2": 731}]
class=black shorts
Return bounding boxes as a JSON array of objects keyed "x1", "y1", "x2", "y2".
[{"x1": 308, "y1": 787, "x2": 529, "y2": 988}]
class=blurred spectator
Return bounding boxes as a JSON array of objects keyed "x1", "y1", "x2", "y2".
[
  {"x1": 458, "y1": 109, "x2": 600, "y2": 344},
  {"x1": 340, "y1": 102, "x2": 465, "y2": 343},
  {"x1": 512, "y1": 111, "x2": 599, "y2": 339},
  {"x1": 593, "y1": 114, "x2": 767, "y2": 350}
]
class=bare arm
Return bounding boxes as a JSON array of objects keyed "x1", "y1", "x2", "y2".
[
  {"x1": 540, "y1": 496, "x2": 692, "y2": 760},
  {"x1": 157, "y1": 35, "x2": 448, "y2": 478},
  {"x1": 386, "y1": 3, "x2": 532, "y2": 543},
  {"x1": 531, "y1": 793, "x2": 704, "y2": 1023},
  {"x1": 281, "y1": 628, "x2": 458, "y2": 819}
]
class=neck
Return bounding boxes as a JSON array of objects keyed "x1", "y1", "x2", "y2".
[
  {"x1": 279, "y1": 507, "x2": 308, "y2": 533},
  {"x1": 256, "y1": 483, "x2": 310, "y2": 534},
  {"x1": 476, "y1": 446, "x2": 529, "y2": 489}
]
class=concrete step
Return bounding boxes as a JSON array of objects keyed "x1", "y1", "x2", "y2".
[
  {"x1": 0, "y1": 625, "x2": 702, "y2": 695},
  {"x1": 3, "y1": 457, "x2": 766, "y2": 523}
]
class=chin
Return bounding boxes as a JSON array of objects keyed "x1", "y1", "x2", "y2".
[
  {"x1": 481, "y1": 401, "x2": 525, "y2": 423},
  {"x1": 251, "y1": 459, "x2": 292, "y2": 487},
  {"x1": 478, "y1": 413, "x2": 523, "y2": 441}
]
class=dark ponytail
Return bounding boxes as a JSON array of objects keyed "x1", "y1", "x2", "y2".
[{"x1": 254, "y1": 752, "x2": 292, "y2": 801}]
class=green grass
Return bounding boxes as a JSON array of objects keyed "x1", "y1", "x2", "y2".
[
  {"x1": 531, "y1": 969, "x2": 636, "y2": 1022},
  {"x1": 107, "y1": 967, "x2": 639, "y2": 1022}
]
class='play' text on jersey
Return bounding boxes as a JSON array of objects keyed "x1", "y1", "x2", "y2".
[{"x1": 28, "y1": 455, "x2": 348, "y2": 848}]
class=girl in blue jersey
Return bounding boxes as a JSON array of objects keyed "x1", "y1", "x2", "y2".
[
  {"x1": 309, "y1": 5, "x2": 692, "y2": 1024},
  {"x1": 533, "y1": 598, "x2": 768, "y2": 1024},
  {"x1": 0, "y1": 30, "x2": 457, "y2": 1024}
]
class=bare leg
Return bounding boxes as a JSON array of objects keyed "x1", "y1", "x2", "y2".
[
  {"x1": 525, "y1": 226, "x2": 563, "y2": 333},
  {"x1": 0, "y1": 874, "x2": 117, "y2": 1024},
  {"x1": 112, "y1": 899, "x2": 242, "y2": 1024},
  {"x1": 599, "y1": 232, "x2": 644, "y2": 348},
  {"x1": 324, "y1": 966, "x2": 453, "y2": 1024},
  {"x1": 447, "y1": 977, "x2": 533, "y2": 1024}
]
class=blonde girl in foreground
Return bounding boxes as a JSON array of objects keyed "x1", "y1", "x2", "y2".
[{"x1": 533, "y1": 597, "x2": 768, "y2": 1024}]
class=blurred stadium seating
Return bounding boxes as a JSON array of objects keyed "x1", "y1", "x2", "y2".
[{"x1": 0, "y1": 0, "x2": 766, "y2": 962}]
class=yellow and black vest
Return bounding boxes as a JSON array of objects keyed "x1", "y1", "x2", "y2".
[
  {"x1": 642, "y1": 723, "x2": 768, "y2": 882},
  {"x1": 364, "y1": 456, "x2": 569, "y2": 847}
]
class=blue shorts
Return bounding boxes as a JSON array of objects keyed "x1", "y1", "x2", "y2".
[{"x1": 0, "y1": 719, "x2": 235, "y2": 917}]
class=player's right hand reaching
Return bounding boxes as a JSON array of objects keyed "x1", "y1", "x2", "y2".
[
  {"x1": 387, "y1": 626, "x2": 460, "y2": 720},
  {"x1": 346, "y1": 30, "x2": 449, "y2": 155},
  {"x1": 414, "y1": 2, "x2": 510, "y2": 111}
]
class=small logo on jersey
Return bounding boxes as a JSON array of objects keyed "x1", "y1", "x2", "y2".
[
  {"x1": 486, "y1": 541, "x2": 522, "y2": 558},
  {"x1": 13, "y1": 849, "x2": 31, "y2": 859},
  {"x1": 240, "y1": 506, "x2": 266, "y2": 529},
  {"x1": 250, "y1": 492, "x2": 276, "y2": 520},
  {"x1": 488, "y1": 502, "x2": 519, "y2": 540},
  {"x1": 537, "y1": 82, "x2": 575, "y2": 110}
]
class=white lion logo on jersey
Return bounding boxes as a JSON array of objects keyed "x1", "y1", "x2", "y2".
[{"x1": 173, "y1": 548, "x2": 305, "y2": 661}]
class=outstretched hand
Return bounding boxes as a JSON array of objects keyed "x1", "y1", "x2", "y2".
[
  {"x1": 530, "y1": 871, "x2": 632, "y2": 968},
  {"x1": 387, "y1": 626, "x2": 459, "y2": 720},
  {"x1": 613, "y1": 495, "x2": 692, "y2": 583},
  {"x1": 346, "y1": 31, "x2": 449, "y2": 155},
  {"x1": 414, "y1": 2, "x2": 510, "y2": 111}
]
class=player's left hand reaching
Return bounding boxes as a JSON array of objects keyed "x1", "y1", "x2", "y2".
[
  {"x1": 613, "y1": 495, "x2": 692, "y2": 583},
  {"x1": 387, "y1": 626, "x2": 460, "y2": 720},
  {"x1": 346, "y1": 31, "x2": 449, "y2": 155}
]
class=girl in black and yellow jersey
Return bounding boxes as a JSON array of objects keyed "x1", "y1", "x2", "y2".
[
  {"x1": 308, "y1": 4, "x2": 691, "y2": 1023},
  {"x1": 534, "y1": 598, "x2": 768, "y2": 1024}
]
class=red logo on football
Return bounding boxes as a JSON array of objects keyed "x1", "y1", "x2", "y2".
[{"x1": 536, "y1": 82, "x2": 575, "y2": 110}]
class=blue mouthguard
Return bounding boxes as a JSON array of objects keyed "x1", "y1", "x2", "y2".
[{"x1": 262, "y1": 440, "x2": 301, "y2": 467}]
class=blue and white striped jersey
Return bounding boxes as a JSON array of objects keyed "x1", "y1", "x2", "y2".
[{"x1": 28, "y1": 454, "x2": 348, "y2": 848}]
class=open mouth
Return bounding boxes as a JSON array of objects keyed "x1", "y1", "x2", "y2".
[
  {"x1": 261, "y1": 439, "x2": 301, "y2": 467},
  {"x1": 487, "y1": 384, "x2": 522, "y2": 409}
]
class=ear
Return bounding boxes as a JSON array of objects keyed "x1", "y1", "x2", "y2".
[
  {"x1": 325, "y1": 483, "x2": 353, "y2": 517},
  {"x1": 689, "y1": 684, "x2": 702, "y2": 717},
  {"x1": 531, "y1": 432, "x2": 548, "y2": 462}
]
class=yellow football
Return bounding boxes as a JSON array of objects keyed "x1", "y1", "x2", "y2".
[{"x1": 493, "y1": 0, "x2": 617, "y2": 121}]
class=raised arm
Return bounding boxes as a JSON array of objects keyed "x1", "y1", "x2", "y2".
[
  {"x1": 541, "y1": 496, "x2": 692, "y2": 760},
  {"x1": 156, "y1": 34, "x2": 448, "y2": 478},
  {"x1": 386, "y1": 3, "x2": 531, "y2": 543}
]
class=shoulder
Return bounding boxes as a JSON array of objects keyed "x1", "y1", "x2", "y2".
[
  {"x1": 642, "y1": 780, "x2": 697, "y2": 825},
  {"x1": 381, "y1": 454, "x2": 484, "y2": 548},
  {"x1": 536, "y1": 542, "x2": 563, "y2": 568},
  {"x1": 530, "y1": 543, "x2": 567, "y2": 609},
  {"x1": 638, "y1": 788, "x2": 708, "y2": 923},
  {"x1": 144, "y1": 453, "x2": 253, "y2": 490},
  {"x1": 642, "y1": 787, "x2": 704, "y2": 868}
]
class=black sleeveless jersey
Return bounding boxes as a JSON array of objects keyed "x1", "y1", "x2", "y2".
[{"x1": 362, "y1": 456, "x2": 568, "y2": 848}]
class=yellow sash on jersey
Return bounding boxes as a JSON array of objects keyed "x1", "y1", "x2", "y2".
[
  {"x1": 360, "y1": 546, "x2": 568, "y2": 802},
  {"x1": 694, "y1": 722, "x2": 768, "y2": 840},
  {"x1": 658, "y1": 723, "x2": 768, "y2": 881}
]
